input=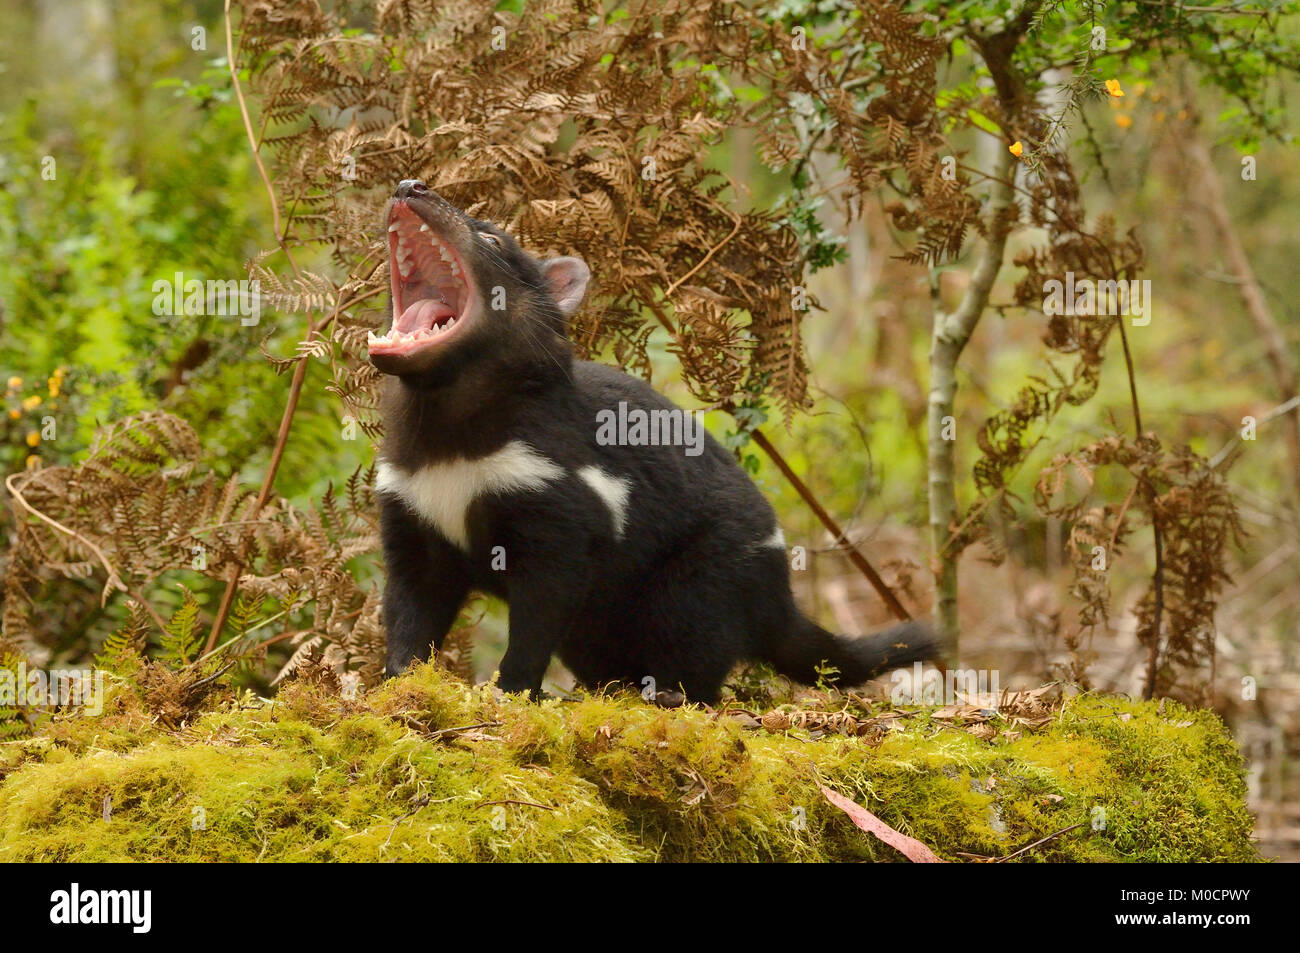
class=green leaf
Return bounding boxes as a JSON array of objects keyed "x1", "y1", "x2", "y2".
[{"x1": 966, "y1": 108, "x2": 1004, "y2": 138}]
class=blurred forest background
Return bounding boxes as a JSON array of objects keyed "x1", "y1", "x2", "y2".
[{"x1": 1, "y1": 0, "x2": 1297, "y2": 858}]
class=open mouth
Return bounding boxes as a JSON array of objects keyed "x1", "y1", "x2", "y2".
[{"x1": 368, "y1": 201, "x2": 475, "y2": 357}]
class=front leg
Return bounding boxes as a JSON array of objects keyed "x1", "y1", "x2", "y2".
[
  {"x1": 497, "y1": 554, "x2": 590, "y2": 698},
  {"x1": 380, "y1": 496, "x2": 471, "y2": 677}
]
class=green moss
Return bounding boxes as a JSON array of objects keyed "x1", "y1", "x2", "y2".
[{"x1": 0, "y1": 665, "x2": 1257, "y2": 862}]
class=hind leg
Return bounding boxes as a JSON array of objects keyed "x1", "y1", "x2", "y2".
[{"x1": 571, "y1": 566, "x2": 747, "y2": 705}]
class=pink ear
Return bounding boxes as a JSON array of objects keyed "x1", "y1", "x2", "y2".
[{"x1": 540, "y1": 257, "x2": 591, "y2": 316}]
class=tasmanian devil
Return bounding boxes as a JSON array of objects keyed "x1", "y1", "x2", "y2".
[{"x1": 370, "y1": 179, "x2": 940, "y2": 703}]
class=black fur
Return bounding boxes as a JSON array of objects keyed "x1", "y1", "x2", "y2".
[{"x1": 374, "y1": 180, "x2": 940, "y2": 703}]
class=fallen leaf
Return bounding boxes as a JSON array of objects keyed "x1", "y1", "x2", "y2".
[
  {"x1": 817, "y1": 784, "x2": 945, "y2": 863},
  {"x1": 933, "y1": 704, "x2": 986, "y2": 722}
]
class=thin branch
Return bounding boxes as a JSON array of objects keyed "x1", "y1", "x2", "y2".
[
  {"x1": 662, "y1": 214, "x2": 742, "y2": 301},
  {"x1": 994, "y1": 822, "x2": 1086, "y2": 862},
  {"x1": 643, "y1": 301, "x2": 911, "y2": 620},
  {"x1": 208, "y1": 0, "x2": 321, "y2": 652},
  {"x1": 750, "y1": 430, "x2": 912, "y2": 622},
  {"x1": 1210, "y1": 395, "x2": 1300, "y2": 469},
  {"x1": 1115, "y1": 314, "x2": 1165, "y2": 701}
]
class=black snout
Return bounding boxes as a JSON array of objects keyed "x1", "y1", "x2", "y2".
[{"x1": 395, "y1": 179, "x2": 429, "y2": 199}]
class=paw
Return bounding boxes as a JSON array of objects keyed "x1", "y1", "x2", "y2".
[{"x1": 652, "y1": 690, "x2": 686, "y2": 709}]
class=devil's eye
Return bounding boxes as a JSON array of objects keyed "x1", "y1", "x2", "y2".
[{"x1": 481, "y1": 233, "x2": 502, "y2": 247}]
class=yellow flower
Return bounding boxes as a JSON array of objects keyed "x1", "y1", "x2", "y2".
[
  {"x1": 1105, "y1": 79, "x2": 1125, "y2": 98},
  {"x1": 22, "y1": 395, "x2": 41, "y2": 410},
  {"x1": 48, "y1": 380, "x2": 60, "y2": 397},
  {"x1": 7, "y1": 409, "x2": 19, "y2": 420},
  {"x1": 6, "y1": 376, "x2": 20, "y2": 390},
  {"x1": 25, "y1": 431, "x2": 40, "y2": 447},
  {"x1": 1009, "y1": 141, "x2": 1024, "y2": 157},
  {"x1": 1115, "y1": 114, "x2": 1133, "y2": 129},
  {"x1": 25, "y1": 454, "x2": 39, "y2": 470}
]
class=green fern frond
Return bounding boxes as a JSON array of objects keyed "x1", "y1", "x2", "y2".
[{"x1": 159, "y1": 588, "x2": 202, "y2": 669}]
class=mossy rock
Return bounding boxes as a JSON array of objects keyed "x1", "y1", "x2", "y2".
[{"x1": 0, "y1": 664, "x2": 1257, "y2": 862}]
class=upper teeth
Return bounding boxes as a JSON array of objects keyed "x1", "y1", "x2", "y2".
[
  {"x1": 389, "y1": 220, "x2": 462, "y2": 276},
  {"x1": 384, "y1": 215, "x2": 470, "y2": 342}
]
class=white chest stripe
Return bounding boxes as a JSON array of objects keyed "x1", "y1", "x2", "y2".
[
  {"x1": 577, "y1": 466, "x2": 631, "y2": 539},
  {"x1": 760, "y1": 526, "x2": 785, "y2": 549},
  {"x1": 376, "y1": 441, "x2": 564, "y2": 549}
]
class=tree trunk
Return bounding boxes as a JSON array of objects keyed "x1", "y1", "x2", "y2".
[
  {"x1": 927, "y1": 141, "x2": 1018, "y2": 650},
  {"x1": 1186, "y1": 128, "x2": 1300, "y2": 509}
]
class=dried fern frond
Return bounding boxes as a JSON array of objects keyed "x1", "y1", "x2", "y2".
[{"x1": 3, "y1": 412, "x2": 386, "y2": 686}]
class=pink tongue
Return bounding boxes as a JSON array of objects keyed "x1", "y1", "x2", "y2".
[{"x1": 395, "y1": 298, "x2": 456, "y2": 333}]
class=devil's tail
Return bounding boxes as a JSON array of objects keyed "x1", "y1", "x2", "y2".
[{"x1": 766, "y1": 617, "x2": 942, "y2": 686}]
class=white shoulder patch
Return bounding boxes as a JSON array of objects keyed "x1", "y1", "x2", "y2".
[
  {"x1": 376, "y1": 441, "x2": 564, "y2": 549},
  {"x1": 577, "y1": 465, "x2": 631, "y2": 539},
  {"x1": 759, "y1": 526, "x2": 786, "y2": 549}
]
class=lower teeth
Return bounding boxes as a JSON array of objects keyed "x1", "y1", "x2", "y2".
[{"x1": 368, "y1": 316, "x2": 458, "y2": 347}]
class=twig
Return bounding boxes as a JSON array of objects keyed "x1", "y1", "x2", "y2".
[
  {"x1": 395, "y1": 718, "x2": 503, "y2": 740},
  {"x1": 428, "y1": 721, "x2": 501, "y2": 739},
  {"x1": 1107, "y1": 480, "x2": 1140, "y2": 556},
  {"x1": 381, "y1": 794, "x2": 432, "y2": 852},
  {"x1": 1209, "y1": 395, "x2": 1300, "y2": 469},
  {"x1": 994, "y1": 821, "x2": 1086, "y2": 862},
  {"x1": 475, "y1": 799, "x2": 557, "y2": 811},
  {"x1": 662, "y1": 214, "x2": 742, "y2": 301}
]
